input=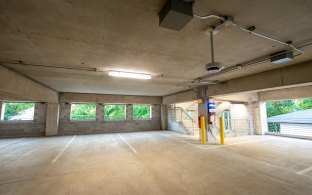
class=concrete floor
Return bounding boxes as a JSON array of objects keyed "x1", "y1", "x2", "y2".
[{"x1": 0, "y1": 131, "x2": 311, "y2": 195}]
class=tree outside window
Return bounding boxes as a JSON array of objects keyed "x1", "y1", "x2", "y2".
[
  {"x1": 104, "y1": 104, "x2": 126, "y2": 120},
  {"x1": 1, "y1": 102, "x2": 35, "y2": 121},
  {"x1": 133, "y1": 104, "x2": 151, "y2": 119},
  {"x1": 70, "y1": 103, "x2": 96, "y2": 120}
]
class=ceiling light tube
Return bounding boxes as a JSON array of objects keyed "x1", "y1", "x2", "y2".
[{"x1": 108, "y1": 71, "x2": 151, "y2": 80}]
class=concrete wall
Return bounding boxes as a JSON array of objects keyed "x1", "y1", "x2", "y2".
[
  {"x1": 229, "y1": 104, "x2": 250, "y2": 135},
  {"x1": 58, "y1": 103, "x2": 161, "y2": 135},
  {"x1": 0, "y1": 93, "x2": 163, "y2": 137},
  {"x1": 57, "y1": 93, "x2": 162, "y2": 135},
  {"x1": 0, "y1": 103, "x2": 47, "y2": 137},
  {"x1": 167, "y1": 101, "x2": 199, "y2": 134},
  {"x1": 215, "y1": 102, "x2": 251, "y2": 136}
]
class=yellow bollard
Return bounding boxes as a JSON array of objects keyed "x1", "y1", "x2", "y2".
[
  {"x1": 200, "y1": 116, "x2": 206, "y2": 144},
  {"x1": 219, "y1": 117, "x2": 225, "y2": 145}
]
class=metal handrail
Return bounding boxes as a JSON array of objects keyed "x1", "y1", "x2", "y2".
[
  {"x1": 171, "y1": 107, "x2": 196, "y2": 135},
  {"x1": 173, "y1": 107, "x2": 195, "y2": 122}
]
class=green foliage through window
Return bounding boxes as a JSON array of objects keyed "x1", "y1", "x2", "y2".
[
  {"x1": 70, "y1": 104, "x2": 96, "y2": 120},
  {"x1": 133, "y1": 104, "x2": 151, "y2": 119},
  {"x1": 268, "y1": 123, "x2": 280, "y2": 133},
  {"x1": 266, "y1": 98, "x2": 312, "y2": 117},
  {"x1": 1, "y1": 102, "x2": 35, "y2": 121},
  {"x1": 104, "y1": 104, "x2": 126, "y2": 120}
]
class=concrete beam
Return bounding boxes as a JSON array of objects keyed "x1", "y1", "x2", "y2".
[
  {"x1": 0, "y1": 66, "x2": 58, "y2": 102},
  {"x1": 206, "y1": 60, "x2": 312, "y2": 97},
  {"x1": 162, "y1": 90, "x2": 196, "y2": 105},
  {"x1": 160, "y1": 105, "x2": 168, "y2": 130},
  {"x1": 163, "y1": 61, "x2": 312, "y2": 104},
  {"x1": 259, "y1": 85, "x2": 312, "y2": 101},
  {"x1": 60, "y1": 92, "x2": 162, "y2": 104},
  {"x1": 213, "y1": 92, "x2": 259, "y2": 102}
]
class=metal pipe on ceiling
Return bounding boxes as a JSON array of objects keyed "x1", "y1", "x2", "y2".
[
  {"x1": 195, "y1": 46, "x2": 306, "y2": 82},
  {"x1": 0, "y1": 60, "x2": 97, "y2": 72},
  {"x1": 193, "y1": 14, "x2": 304, "y2": 55},
  {"x1": 229, "y1": 22, "x2": 304, "y2": 54},
  {"x1": 192, "y1": 12, "x2": 306, "y2": 83},
  {"x1": 193, "y1": 14, "x2": 226, "y2": 21}
]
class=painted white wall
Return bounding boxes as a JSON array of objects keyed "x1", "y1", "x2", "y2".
[
  {"x1": 214, "y1": 102, "x2": 250, "y2": 136},
  {"x1": 280, "y1": 123, "x2": 312, "y2": 137},
  {"x1": 230, "y1": 104, "x2": 249, "y2": 135}
]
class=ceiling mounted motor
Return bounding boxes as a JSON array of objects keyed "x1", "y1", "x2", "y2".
[{"x1": 205, "y1": 29, "x2": 224, "y2": 73}]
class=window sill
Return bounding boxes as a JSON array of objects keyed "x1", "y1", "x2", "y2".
[
  {"x1": 0, "y1": 120, "x2": 34, "y2": 123},
  {"x1": 104, "y1": 119, "x2": 127, "y2": 122},
  {"x1": 69, "y1": 120, "x2": 96, "y2": 122},
  {"x1": 133, "y1": 118, "x2": 152, "y2": 121}
]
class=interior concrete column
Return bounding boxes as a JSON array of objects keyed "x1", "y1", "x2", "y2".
[
  {"x1": 198, "y1": 100, "x2": 211, "y2": 141},
  {"x1": 247, "y1": 102, "x2": 255, "y2": 135},
  {"x1": 127, "y1": 104, "x2": 133, "y2": 120},
  {"x1": 160, "y1": 105, "x2": 168, "y2": 130},
  {"x1": 0, "y1": 101, "x2": 3, "y2": 120},
  {"x1": 96, "y1": 104, "x2": 104, "y2": 122},
  {"x1": 45, "y1": 102, "x2": 60, "y2": 136},
  {"x1": 253, "y1": 102, "x2": 268, "y2": 135}
]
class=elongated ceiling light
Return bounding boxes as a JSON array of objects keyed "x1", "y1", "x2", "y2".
[{"x1": 108, "y1": 71, "x2": 151, "y2": 80}]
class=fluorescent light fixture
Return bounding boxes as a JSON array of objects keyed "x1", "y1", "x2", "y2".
[
  {"x1": 270, "y1": 50, "x2": 293, "y2": 64},
  {"x1": 108, "y1": 71, "x2": 151, "y2": 80}
]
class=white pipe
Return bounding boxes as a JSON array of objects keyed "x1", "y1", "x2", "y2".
[
  {"x1": 193, "y1": 14, "x2": 226, "y2": 21},
  {"x1": 193, "y1": 14, "x2": 304, "y2": 54},
  {"x1": 230, "y1": 23, "x2": 304, "y2": 54}
]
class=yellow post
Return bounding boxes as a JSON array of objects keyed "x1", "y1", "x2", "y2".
[
  {"x1": 200, "y1": 116, "x2": 206, "y2": 144},
  {"x1": 219, "y1": 117, "x2": 225, "y2": 145}
]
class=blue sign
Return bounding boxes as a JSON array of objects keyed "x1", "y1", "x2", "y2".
[{"x1": 207, "y1": 100, "x2": 216, "y2": 113}]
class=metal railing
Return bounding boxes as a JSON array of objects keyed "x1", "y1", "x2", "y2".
[
  {"x1": 170, "y1": 107, "x2": 196, "y2": 135},
  {"x1": 185, "y1": 101, "x2": 198, "y2": 112},
  {"x1": 212, "y1": 119, "x2": 251, "y2": 139}
]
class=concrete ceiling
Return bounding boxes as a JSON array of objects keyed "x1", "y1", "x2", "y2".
[{"x1": 0, "y1": 0, "x2": 312, "y2": 96}]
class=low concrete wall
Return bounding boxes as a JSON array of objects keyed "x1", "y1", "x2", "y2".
[
  {"x1": 58, "y1": 103, "x2": 161, "y2": 135},
  {"x1": 0, "y1": 103, "x2": 47, "y2": 137}
]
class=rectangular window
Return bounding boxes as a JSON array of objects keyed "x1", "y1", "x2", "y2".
[
  {"x1": 133, "y1": 104, "x2": 151, "y2": 119},
  {"x1": 104, "y1": 104, "x2": 126, "y2": 120},
  {"x1": 70, "y1": 103, "x2": 96, "y2": 121},
  {"x1": 1, "y1": 102, "x2": 35, "y2": 121},
  {"x1": 222, "y1": 110, "x2": 231, "y2": 130}
]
